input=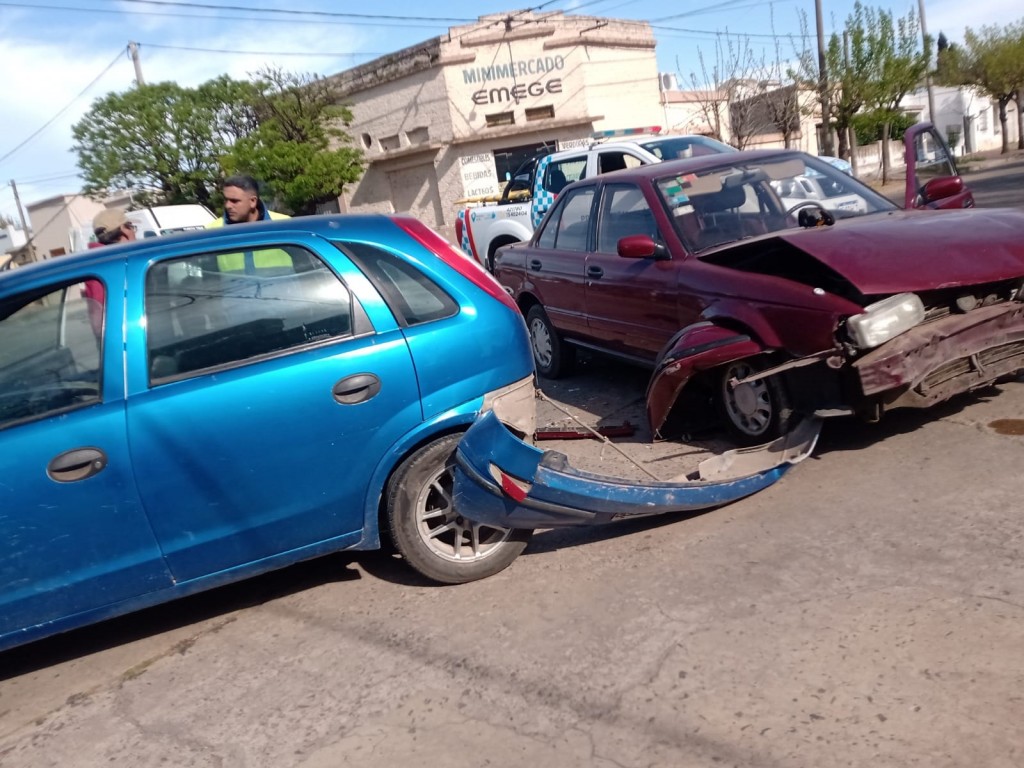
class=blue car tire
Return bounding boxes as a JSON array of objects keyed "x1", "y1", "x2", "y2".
[{"x1": 386, "y1": 433, "x2": 532, "y2": 584}]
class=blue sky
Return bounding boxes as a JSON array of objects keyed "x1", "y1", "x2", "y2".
[{"x1": 0, "y1": 0, "x2": 1016, "y2": 222}]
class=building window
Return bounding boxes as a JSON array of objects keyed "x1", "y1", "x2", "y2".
[
  {"x1": 406, "y1": 127, "x2": 430, "y2": 146},
  {"x1": 485, "y1": 112, "x2": 515, "y2": 127},
  {"x1": 525, "y1": 105, "x2": 554, "y2": 121},
  {"x1": 360, "y1": 133, "x2": 373, "y2": 150},
  {"x1": 380, "y1": 134, "x2": 401, "y2": 151}
]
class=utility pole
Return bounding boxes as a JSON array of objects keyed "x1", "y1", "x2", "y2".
[
  {"x1": 843, "y1": 31, "x2": 859, "y2": 175},
  {"x1": 128, "y1": 41, "x2": 145, "y2": 86},
  {"x1": 9, "y1": 179, "x2": 37, "y2": 263},
  {"x1": 815, "y1": 0, "x2": 833, "y2": 156},
  {"x1": 917, "y1": 0, "x2": 936, "y2": 125}
]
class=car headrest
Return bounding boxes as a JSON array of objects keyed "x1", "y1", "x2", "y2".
[{"x1": 697, "y1": 184, "x2": 746, "y2": 213}]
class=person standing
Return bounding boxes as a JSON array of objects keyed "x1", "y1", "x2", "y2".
[
  {"x1": 207, "y1": 174, "x2": 290, "y2": 227},
  {"x1": 84, "y1": 209, "x2": 138, "y2": 338},
  {"x1": 92, "y1": 208, "x2": 138, "y2": 245}
]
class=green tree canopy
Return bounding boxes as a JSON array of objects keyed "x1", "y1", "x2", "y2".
[
  {"x1": 222, "y1": 68, "x2": 364, "y2": 215},
  {"x1": 793, "y1": 2, "x2": 928, "y2": 163},
  {"x1": 72, "y1": 78, "x2": 256, "y2": 205},
  {"x1": 936, "y1": 21, "x2": 1024, "y2": 152},
  {"x1": 72, "y1": 68, "x2": 364, "y2": 212}
]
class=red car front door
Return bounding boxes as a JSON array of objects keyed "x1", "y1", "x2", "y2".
[
  {"x1": 584, "y1": 182, "x2": 693, "y2": 360},
  {"x1": 903, "y1": 122, "x2": 975, "y2": 209}
]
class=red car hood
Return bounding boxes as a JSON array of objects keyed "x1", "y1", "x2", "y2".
[{"x1": 777, "y1": 209, "x2": 1024, "y2": 295}]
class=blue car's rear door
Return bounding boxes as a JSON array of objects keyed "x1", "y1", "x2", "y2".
[
  {"x1": 0, "y1": 269, "x2": 173, "y2": 647},
  {"x1": 123, "y1": 232, "x2": 423, "y2": 582}
]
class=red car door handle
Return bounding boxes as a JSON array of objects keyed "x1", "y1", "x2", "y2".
[
  {"x1": 529, "y1": 259, "x2": 543, "y2": 271},
  {"x1": 587, "y1": 265, "x2": 604, "y2": 278}
]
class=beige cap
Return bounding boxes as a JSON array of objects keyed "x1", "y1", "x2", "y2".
[{"x1": 93, "y1": 209, "x2": 129, "y2": 242}]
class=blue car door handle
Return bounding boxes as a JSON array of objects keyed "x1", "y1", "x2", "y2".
[
  {"x1": 47, "y1": 447, "x2": 108, "y2": 483},
  {"x1": 332, "y1": 373, "x2": 382, "y2": 405}
]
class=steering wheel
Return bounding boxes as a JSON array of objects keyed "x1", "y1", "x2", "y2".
[
  {"x1": 786, "y1": 201, "x2": 835, "y2": 228},
  {"x1": 785, "y1": 200, "x2": 828, "y2": 217}
]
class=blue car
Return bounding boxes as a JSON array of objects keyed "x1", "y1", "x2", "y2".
[{"x1": 0, "y1": 214, "x2": 537, "y2": 651}]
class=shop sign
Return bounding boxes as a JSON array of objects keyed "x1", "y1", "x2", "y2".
[
  {"x1": 463, "y1": 55, "x2": 566, "y2": 107},
  {"x1": 459, "y1": 152, "x2": 500, "y2": 198}
]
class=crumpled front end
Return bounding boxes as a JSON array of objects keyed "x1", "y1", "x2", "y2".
[
  {"x1": 452, "y1": 410, "x2": 821, "y2": 529},
  {"x1": 854, "y1": 300, "x2": 1024, "y2": 410}
]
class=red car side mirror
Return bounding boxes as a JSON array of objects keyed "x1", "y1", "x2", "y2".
[
  {"x1": 921, "y1": 176, "x2": 964, "y2": 204},
  {"x1": 618, "y1": 235, "x2": 668, "y2": 260}
]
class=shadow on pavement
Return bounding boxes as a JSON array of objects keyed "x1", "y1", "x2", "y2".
[{"x1": 0, "y1": 553, "x2": 363, "y2": 678}]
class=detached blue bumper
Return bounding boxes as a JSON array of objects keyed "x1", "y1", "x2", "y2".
[{"x1": 453, "y1": 411, "x2": 821, "y2": 529}]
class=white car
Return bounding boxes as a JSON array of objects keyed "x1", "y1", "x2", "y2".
[{"x1": 772, "y1": 169, "x2": 867, "y2": 216}]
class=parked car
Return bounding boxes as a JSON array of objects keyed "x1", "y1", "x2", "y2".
[
  {"x1": 494, "y1": 126, "x2": 1024, "y2": 444},
  {"x1": 0, "y1": 214, "x2": 540, "y2": 651},
  {"x1": 125, "y1": 204, "x2": 216, "y2": 238},
  {"x1": 455, "y1": 129, "x2": 735, "y2": 269}
]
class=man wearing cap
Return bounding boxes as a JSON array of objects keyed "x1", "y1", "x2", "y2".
[
  {"x1": 84, "y1": 209, "x2": 136, "y2": 339},
  {"x1": 92, "y1": 209, "x2": 137, "y2": 246}
]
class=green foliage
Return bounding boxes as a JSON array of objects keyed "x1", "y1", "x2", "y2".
[
  {"x1": 936, "y1": 20, "x2": 1024, "y2": 152},
  {"x1": 851, "y1": 109, "x2": 916, "y2": 145},
  {"x1": 72, "y1": 80, "x2": 253, "y2": 205},
  {"x1": 791, "y1": 2, "x2": 928, "y2": 157},
  {"x1": 221, "y1": 68, "x2": 364, "y2": 215},
  {"x1": 72, "y1": 67, "x2": 364, "y2": 212}
]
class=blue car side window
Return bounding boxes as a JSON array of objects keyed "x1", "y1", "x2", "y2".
[
  {"x1": 0, "y1": 280, "x2": 104, "y2": 430},
  {"x1": 146, "y1": 245, "x2": 354, "y2": 384},
  {"x1": 342, "y1": 241, "x2": 458, "y2": 327}
]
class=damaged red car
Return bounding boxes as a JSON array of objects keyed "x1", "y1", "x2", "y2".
[{"x1": 494, "y1": 125, "x2": 1024, "y2": 443}]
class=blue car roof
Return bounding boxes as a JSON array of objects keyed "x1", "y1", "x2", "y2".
[{"x1": 0, "y1": 214, "x2": 412, "y2": 287}]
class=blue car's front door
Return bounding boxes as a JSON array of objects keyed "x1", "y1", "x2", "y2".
[
  {"x1": 123, "y1": 235, "x2": 422, "y2": 583},
  {"x1": 0, "y1": 272, "x2": 172, "y2": 646}
]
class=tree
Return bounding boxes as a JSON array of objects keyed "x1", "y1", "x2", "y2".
[
  {"x1": 222, "y1": 68, "x2": 364, "y2": 215},
  {"x1": 792, "y1": 6, "x2": 874, "y2": 161},
  {"x1": 793, "y1": 2, "x2": 928, "y2": 173},
  {"x1": 685, "y1": 32, "x2": 799, "y2": 150},
  {"x1": 859, "y1": 5, "x2": 930, "y2": 180},
  {"x1": 937, "y1": 21, "x2": 1024, "y2": 153},
  {"x1": 72, "y1": 80, "x2": 254, "y2": 205}
]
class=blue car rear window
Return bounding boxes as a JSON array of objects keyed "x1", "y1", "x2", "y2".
[{"x1": 341, "y1": 241, "x2": 458, "y2": 327}]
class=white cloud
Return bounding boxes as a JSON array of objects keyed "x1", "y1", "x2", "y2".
[{"x1": 0, "y1": 12, "x2": 368, "y2": 218}]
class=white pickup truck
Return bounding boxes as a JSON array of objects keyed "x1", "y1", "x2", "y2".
[{"x1": 455, "y1": 131, "x2": 735, "y2": 270}]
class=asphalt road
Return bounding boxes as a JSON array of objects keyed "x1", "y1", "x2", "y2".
[
  {"x1": 962, "y1": 157, "x2": 1024, "y2": 209},
  {"x1": 2, "y1": 165, "x2": 1023, "y2": 768}
]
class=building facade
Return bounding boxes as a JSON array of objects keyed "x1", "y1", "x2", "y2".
[
  {"x1": 329, "y1": 11, "x2": 663, "y2": 239},
  {"x1": 904, "y1": 84, "x2": 1021, "y2": 156}
]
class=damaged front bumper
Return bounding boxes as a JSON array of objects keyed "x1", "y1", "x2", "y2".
[
  {"x1": 855, "y1": 301, "x2": 1024, "y2": 408},
  {"x1": 453, "y1": 411, "x2": 822, "y2": 529}
]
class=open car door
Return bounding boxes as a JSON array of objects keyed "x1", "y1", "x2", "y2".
[{"x1": 903, "y1": 122, "x2": 975, "y2": 210}]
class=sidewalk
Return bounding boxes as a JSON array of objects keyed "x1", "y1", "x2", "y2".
[{"x1": 959, "y1": 145, "x2": 1024, "y2": 173}]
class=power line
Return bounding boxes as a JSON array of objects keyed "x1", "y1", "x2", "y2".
[
  {"x1": 96, "y1": 0, "x2": 472, "y2": 22},
  {"x1": 0, "y1": 3, "x2": 455, "y2": 28},
  {"x1": 140, "y1": 42, "x2": 389, "y2": 58},
  {"x1": 0, "y1": 48, "x2": 125, "y2": 166}
]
